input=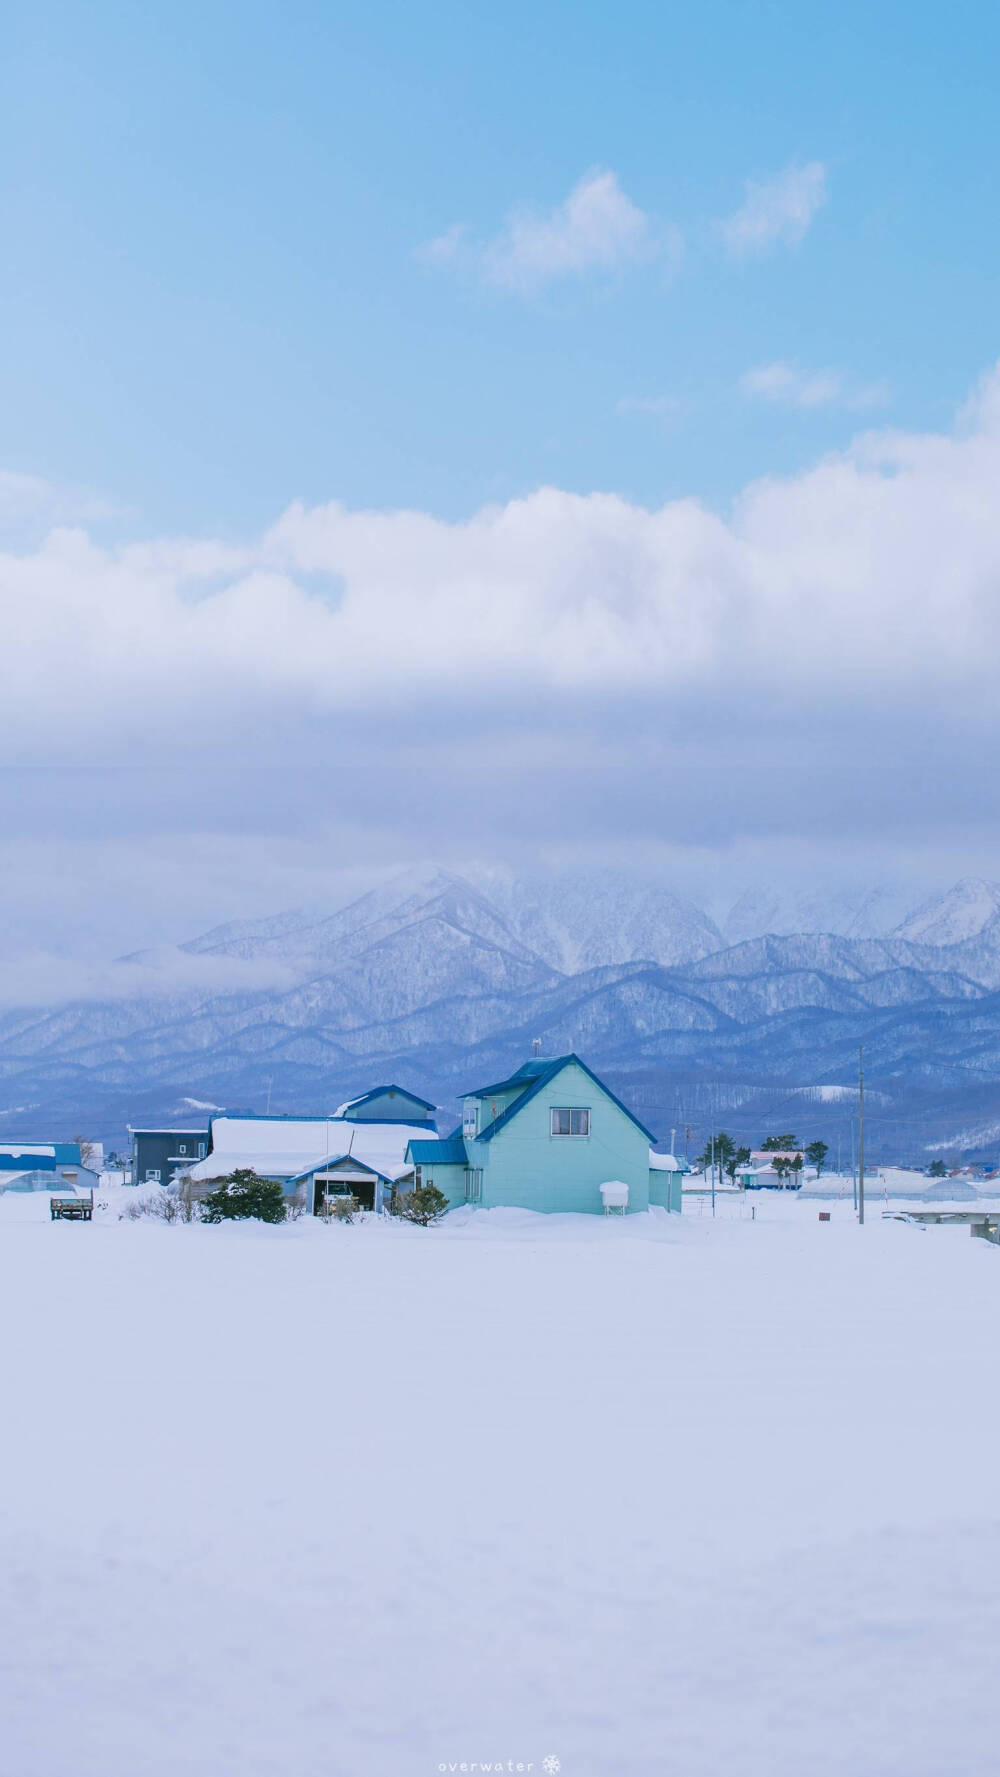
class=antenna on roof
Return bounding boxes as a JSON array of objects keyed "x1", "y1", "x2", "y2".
[{"x1": 532, "y1": 1038, "x2": 542, "y2": 1057}]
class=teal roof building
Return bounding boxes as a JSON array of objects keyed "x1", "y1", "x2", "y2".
[{"x1": 406, "y1": 1053, "x2": 681, "y2": 1216}]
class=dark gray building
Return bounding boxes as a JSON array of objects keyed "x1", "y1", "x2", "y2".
[{"x1": 129, "y1": 1127, "x2": 208, "y2": 1186}]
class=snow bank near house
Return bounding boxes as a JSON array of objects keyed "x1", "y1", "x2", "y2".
[{"x1": 3, "y1": 1198, "x2": 1000, "y2": 1774}]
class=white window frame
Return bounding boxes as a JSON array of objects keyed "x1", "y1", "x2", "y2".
[
  {"x1": 465, "y1": 1167, "x2": 483, "y2": 1202},
  {"x1": 145, "y1": 1167, "x2": 161, "y2": 1181},
  {"x1": 550, "y1": 1108, "x2": 590, "y2": 1138},
  {"x1": 462, "y1": 1100, "x2": 480, "y2": 1138}
]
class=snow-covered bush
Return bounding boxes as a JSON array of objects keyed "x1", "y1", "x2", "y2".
[
  {"x1": 122, "y1": 1191, "x2": 185, "y2": 1223},
  {"x1": 200, "y1": 1169, "x2": 288, "y2": 1224},
  {"x1": 323, "y1": 1193, "x2": 359, "y2": 1224},
  {"x1": 393, "y1": 1184, "x2": 449, "y2": 1226}
]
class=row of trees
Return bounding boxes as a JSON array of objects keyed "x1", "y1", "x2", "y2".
[{"x1": 694, "y1": 1133, "x2": 830, "y2": 1187}]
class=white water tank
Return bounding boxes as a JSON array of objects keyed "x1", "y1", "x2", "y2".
[{"x1": 600, "y1": 1180, "x2": 629, "y2": 1213}]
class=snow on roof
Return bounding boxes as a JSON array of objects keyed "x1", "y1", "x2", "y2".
[
  {"x1": 649, "y1": 1151, "x2": 682, "y2": 1170},
  {"x1": 130, "y1": 1128, "x2": 208, "y2": 1137},
  {"x1": 185, "y1": 1116, "x2": 438, "y2": 1185}
]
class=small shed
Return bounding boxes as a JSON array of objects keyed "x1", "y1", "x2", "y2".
[
  {"x1": 648, "y1": 1151, "x2": 685, "y2": 1212},
  {"x1": 288, "y1": 1153, "x2": 398, "y2": 1215}
]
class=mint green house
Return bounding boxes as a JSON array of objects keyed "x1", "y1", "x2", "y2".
[{"x1": 405, "y1": 1053, "x2": 681, "y2": 1216}]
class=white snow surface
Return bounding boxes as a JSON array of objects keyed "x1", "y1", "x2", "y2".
[
  {"x1": 184, "y1": 1114, "x2": 437, "y2": 1183},
  {"x1": 5, "y1": 1193, "x2": 1000, "y2": 1775}
]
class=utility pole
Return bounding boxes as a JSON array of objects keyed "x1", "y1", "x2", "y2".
[
  {"x1": 710, "y1": 1132, "x2": 716, "y2": 1218},
  {"x1": 857, "y1": 1045, "x2": 865, "y2": 1226}
]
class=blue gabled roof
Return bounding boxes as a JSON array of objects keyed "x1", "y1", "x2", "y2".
[
  {"x1": 462, "y1": 1058, "x2": 557, "y2": 1099},
  {"x1": 341, "y1": 1085, "x2": 437, "y2": 1117},
  {"x1": 407, "y1": 1136, "x2": 467, "y2": 1165},
  {"x1": 469, "y1": 1054, "x2": 658, "y2": 1146},
  {"x1": 286, "y1": 1152, "x2": 391, "y2": 1185}
]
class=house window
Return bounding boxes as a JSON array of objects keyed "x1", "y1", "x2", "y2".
[
  {"x1": 551, "y1": 1108, "x2": 590, "y2": 1137},
  {"x1": 178, "y1": 1144, "x2": 187, "y2": 1155},
  {"x1": 465, "y1": 1168, "x2": 483, "y2": 1202},
  {"x1": 198, "y1": 1142, "x2": 206, "y2": 1158},
  {"x1": 414, "y1": 1165, "x2": 422, "y2": 1188},
  {"x1": 462, "y1": 1100, "x2": 480, "y2": 1138},
  {"x1": 145, "y1": 1168, "x2": 161, "y2": 1181}
]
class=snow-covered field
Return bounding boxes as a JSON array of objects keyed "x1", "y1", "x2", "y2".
[{"x1": 4, "y1": 1193, "x2": 1000, "y2": 1775}]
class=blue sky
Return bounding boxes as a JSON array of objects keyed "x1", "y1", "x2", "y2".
[
  {"x1": 5, "y1": 0, "x2": 1000, "y2": 533},
  {"x1": 5, "y1": 0, "x2": 1000, "y2": 984}
]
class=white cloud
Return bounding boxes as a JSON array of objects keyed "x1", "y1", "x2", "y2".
[
  {"x1": 423, "y1": 170, "x2": 654, "y2": 293},
  {"x1": 0, "y1": 469, "x2": 120, "y2": 539},
  {"x1": 0, "y1": 470, "x2": 60, "y2": 518},
  {"x1": 415, "y1": 222, "x2": 467, "y2": 266},
  {"x1": 740, "y1": 362, "x2": 889, "y2": 411},
  {"x1": 7, "y1": 359, "x2": 1000, "y2": 976},
  {"x1": 485, "y1": 170, "x2": 649, "y2": 288},
  {"x1": 0, "y1": 948, "x2": 297, "y2": 1011},
  {"x1": 3, "y1": 365, "x2": 1000, "y2": 747},
  {"x1": 616, "y1": 394, "x2": 683, "y2": 419},
  {"x1": 721, "y1": 161, "x2": 827, "y2": 257}
]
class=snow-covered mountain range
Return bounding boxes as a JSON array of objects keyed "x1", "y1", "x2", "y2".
[{"x1": 6, "y1": 870, "x2": 1000, "y2": 1158}]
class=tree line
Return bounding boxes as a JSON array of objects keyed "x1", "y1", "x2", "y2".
[{"x1": 694, "y1": 1133, "x2": 829, "y2": 1187}]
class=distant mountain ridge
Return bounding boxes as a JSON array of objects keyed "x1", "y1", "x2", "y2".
[
  {"x1": 6, "y1": 869, "x2": 1000, "y2": 1158},
  {"x1": 893, "y1": 877, "x2": 1000, "y2": 946}
]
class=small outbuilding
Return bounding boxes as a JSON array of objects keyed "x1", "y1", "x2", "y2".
[{"x1": 648, "y1": 1151, "x2": 686, "y2": 1212}]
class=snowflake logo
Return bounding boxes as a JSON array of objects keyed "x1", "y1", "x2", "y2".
[{"x1": 542, "y1": 1760, "x2": 561, "y2": 1775}]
